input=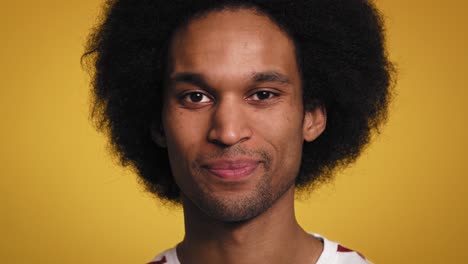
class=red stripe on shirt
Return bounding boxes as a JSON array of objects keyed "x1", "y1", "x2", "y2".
[
  {"x1": 337, "y1": 244, "x2": 366, "y2": 259},
  {"x1": 147, "y1": 256, "x2": 167, "y2": 264}
]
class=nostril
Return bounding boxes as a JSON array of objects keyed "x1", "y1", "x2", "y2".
[
  {"x1": 207, "y1": 126, "x2": 242, "y2": 146},
  {"x1": 209, "y1": 138, "x2": 231, "y2": 148}
]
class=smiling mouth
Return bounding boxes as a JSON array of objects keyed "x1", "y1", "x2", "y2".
[{"x1": 202, "y1": 160, "x2": 261, "y2": 181}]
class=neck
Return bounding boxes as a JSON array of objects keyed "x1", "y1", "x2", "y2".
[{"x1": 177, "y1": 187, "x2": 323, "y2": 264}]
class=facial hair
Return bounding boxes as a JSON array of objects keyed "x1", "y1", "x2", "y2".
[{"x1": 185, "y1": 146, "x2": 297, "y2": 222}]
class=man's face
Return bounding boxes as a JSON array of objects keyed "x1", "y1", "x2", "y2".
[{"x1": 159, "y1": 9, "x2": 316, "y2": 222}]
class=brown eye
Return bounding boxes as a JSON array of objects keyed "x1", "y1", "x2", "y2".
[
  {"x1": 183, "y1": 92, "x2": 211, "y2": 103},
  {"x1": 251, "y1": 91, "x2": 276, "y2": 101}
]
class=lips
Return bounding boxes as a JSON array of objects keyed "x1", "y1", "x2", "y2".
[{"x1": 202, "y1": 159, "x2": 260, "y2": 181}]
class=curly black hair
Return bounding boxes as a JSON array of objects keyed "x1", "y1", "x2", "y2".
[{"x1": 83, "y1": 0, "x2": 395, "y2": 202}]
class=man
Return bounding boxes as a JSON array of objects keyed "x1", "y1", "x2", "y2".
[{"x1": 83, "y1": 0, "x2": 393, "y2": 263}]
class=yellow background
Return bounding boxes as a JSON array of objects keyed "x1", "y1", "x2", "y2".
[{"x1": 1, "y1": 0, "x2": 467, "y2": 263}]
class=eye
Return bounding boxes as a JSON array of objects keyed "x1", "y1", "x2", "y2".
[
  {"x1": 182, "y1": 92, "x2": 212, "y2": 103},
  {"x1": 250, "y1": 91, "x2": 277, "y2": 101}
]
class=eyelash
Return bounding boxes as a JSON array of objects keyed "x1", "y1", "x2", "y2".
[
  {"x1": 248, "y1": 91, "x2": 277, "y2": 101},
  {"x1": 180, "y1": 90, "x2": 279, "y2": 104},
  {"x1": 181, "y1": 92, "x2": 212, "y2": 103}
]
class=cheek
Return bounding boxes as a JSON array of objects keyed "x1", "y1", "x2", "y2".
[
  {"x1": 253, "y1": 108, "x2": 304, "y2": 173},
  {"x1": 162, "y1": 108, "x2": 209, "y2": 177},
  {"x1": 164, "y1": 106, "x2": 207, "y2": 147}
]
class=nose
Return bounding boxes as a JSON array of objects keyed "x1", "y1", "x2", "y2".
[{"x1": 208, "y1": 98, "x2": 252, "y2": 147}]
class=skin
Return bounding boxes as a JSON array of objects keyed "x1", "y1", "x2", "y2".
[{"x1": 153, "y1": 8, "x2": 327, "y2": 264}]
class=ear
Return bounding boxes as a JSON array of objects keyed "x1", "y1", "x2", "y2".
[
  {"x1": 151, "y1": 122, "x2": 167, "y2": 148},
  {"x1": 303, "y1": 106, "x2": 327, "y2": 142}
]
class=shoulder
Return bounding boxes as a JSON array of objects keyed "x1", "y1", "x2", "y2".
[
  {"x1": 312, "y1": 233, "x2": 374, "y2": 264},
  {"x1": 147, "y1": 247, "x2": 179, "y2": 264}
]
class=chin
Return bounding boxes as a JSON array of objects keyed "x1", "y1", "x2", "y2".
[{"x1": 191, "y1": 184, "x2": 275, "y2": 222}]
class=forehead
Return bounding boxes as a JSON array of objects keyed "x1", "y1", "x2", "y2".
[{"x1": 169, "y1": 8, "x2": 299, "y2": 82}]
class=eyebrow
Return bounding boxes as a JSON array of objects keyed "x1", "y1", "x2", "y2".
[
  {"x1": 251, "y1": 71, "x2": 291, "y2": 85},
  {"x1": 169, "y1": 71, "x2": 292, "y2": 89},
  {"x1": 169, "y1": 72, "x2": 211, "y2": 90}
]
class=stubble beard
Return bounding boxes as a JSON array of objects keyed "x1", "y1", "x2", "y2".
[{"x1": 187, "y1": 161, "x2": 297, "y2": 223}]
